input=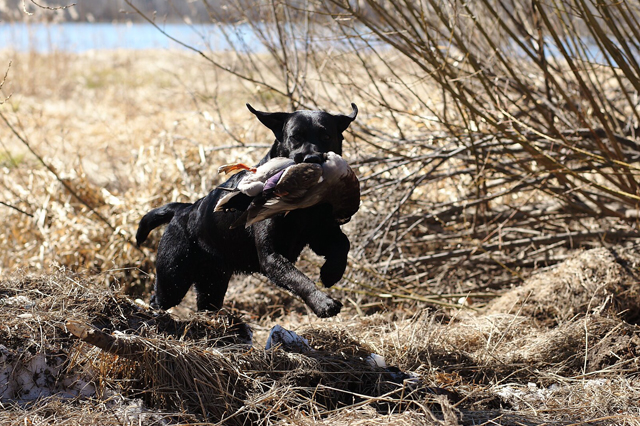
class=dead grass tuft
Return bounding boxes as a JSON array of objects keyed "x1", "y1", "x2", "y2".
[
  {"x1": 2, "y1": 250, "x2": 640, "y2": 424},
  {"x1": 486, "y1": 247, "x2": 640, "y2": 324}
]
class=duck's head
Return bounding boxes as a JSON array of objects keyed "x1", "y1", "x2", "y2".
[{"x1": 321, "y1": 152, "x2": 351, "y2": 180}]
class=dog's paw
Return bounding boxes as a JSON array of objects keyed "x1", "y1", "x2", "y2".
[
  {"x1": 320, "y1": 262, "x2": 346, "y2": 288},
  {"x1": 149, "y1": 294, "x2": 160, "y2": 310},
  {"x1": 307, "y1": 290, "x2": 342, "y2": 318}
]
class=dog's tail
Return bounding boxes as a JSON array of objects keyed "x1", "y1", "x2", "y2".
[{"x1": 136, "y1": 202, "x2": 191, "y2": 246}]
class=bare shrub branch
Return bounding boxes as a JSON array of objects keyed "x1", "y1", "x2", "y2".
[
  {"x1": 0, "y1": 61, "x2": 11, "y2": 105},
  {"x1": 21, "y1": 0, "x2": 75, "y2": 15}
]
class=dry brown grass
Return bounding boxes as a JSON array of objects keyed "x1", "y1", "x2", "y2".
[
  {"x1": 0, "y1": 48, "x2": 287, "y2": 293},
  {"x1": 2, "y1": 250, "x2": 640, "y2": 424}
]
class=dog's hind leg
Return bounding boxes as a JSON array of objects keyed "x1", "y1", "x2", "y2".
[
  {"x1": 149, "y1": 224, "x2": 197, "y2": 310},
  {"x1": 152, "y1": 244, "x2": 231, "y2": 312},
  {"x1": 151, "y1": 262, "x2": 194, "y2": 311},
  {"x1": 193, "y1": 267, "x2": 231, "y2": 311},
  {"x1": 150, "y1": 273, "x2": 193, "y2": 311}
]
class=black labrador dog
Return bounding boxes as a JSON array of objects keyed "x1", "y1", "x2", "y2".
[{"x1": 136, "y1": 103, "x2": 358, "y2": 318}]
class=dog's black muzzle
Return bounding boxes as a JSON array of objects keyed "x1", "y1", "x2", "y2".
[{"x1": 293, "y1": 152, "x2": 325, "y2": 164}]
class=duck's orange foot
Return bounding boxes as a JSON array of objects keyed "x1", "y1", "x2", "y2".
[{"x1": 218, "y1": 163, "x2": 258, "y2": 174}]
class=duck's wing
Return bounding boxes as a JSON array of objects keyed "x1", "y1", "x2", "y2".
[
  {"x1": 230, "y1": 165, "x2": 323, "y2": 228},
  {"x1": 256, "y1": 157, "x2": 296, "y2": 177},
  {"x1": 241, "y1": 194, "x2": 323, "y2": 228},
  {"x1": 234, "y1": 158, "x2": 297, "y2": 197},
  {"x1": 272, "y1": 163, "x2": 323, "y2": 197}
]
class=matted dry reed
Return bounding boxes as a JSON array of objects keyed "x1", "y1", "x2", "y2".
[{"x1": 2, "y1": 249, "x2": 640, "y2": 425}]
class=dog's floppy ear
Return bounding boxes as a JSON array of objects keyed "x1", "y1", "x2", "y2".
[
  {"x1": 335, "y1": 103, "x2": 358, "y2": 134},
  {"x1": 247, "y1": 103, "x2": 290, "y2": 141}
]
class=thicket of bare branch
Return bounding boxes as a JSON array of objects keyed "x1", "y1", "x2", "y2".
[{"x1": 127, "y1": 0, "x2": 640, "y2": 303}]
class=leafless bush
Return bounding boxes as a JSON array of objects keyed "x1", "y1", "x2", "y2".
[
  {"x1": 122, "y1": 0, "x2": 640, "y2": 303},
  {"x1": 4, "y1": 0, "x2": 640, "y2": 305},
  {"x1": 329, "y1": 0, "x2": 640, "y2": 299}
]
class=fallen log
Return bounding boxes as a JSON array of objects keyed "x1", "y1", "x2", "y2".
[{"x1": 66, "y1": 319, "x2": 146, "y2": 360}]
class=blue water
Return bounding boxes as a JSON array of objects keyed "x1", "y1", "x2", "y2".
[
  {"x1": 0, "y1": 22, "x2": 625, "y2": 68},
  {"x1": 0, "y1": 22, "x2": 262, "y2": 52}
]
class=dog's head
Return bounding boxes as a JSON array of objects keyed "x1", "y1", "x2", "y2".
[{"x1": 247, "y1": 103, "x2": 357, "y2": 164}]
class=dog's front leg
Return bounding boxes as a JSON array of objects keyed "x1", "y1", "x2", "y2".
[
  {"x1": 309, "y1": 225, "x2": 350, "y2": 288},
  {"x1": 254, "y1": 222, "x2": 342, "y2": 318}
]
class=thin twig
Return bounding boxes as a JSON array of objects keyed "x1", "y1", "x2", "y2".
[
  {"x1": 0, "y1": 61, "x2": 12, "y2": 104},
  {"x1": 0, "y1": 200, "x2": 33, "y2": 217}
]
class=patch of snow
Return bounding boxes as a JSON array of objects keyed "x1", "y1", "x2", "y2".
[
  {"x1": 1, "y1": 295, "x2": 35, "y2": 309},
  {"x1": 0, "y1": 348, "x2": 96, "y2": 403},
  {"x1": 496, "y1": 382, "x2": 557, "y2": 410}
]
